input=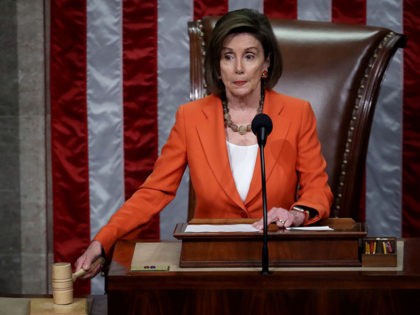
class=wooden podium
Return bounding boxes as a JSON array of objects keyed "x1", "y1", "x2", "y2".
[
  {"x1": 106, "y1": 236, "x2": 420, "y2": 315},
  {"x1": 173, "y1": 218, "x2": 366, "y2": 267}
]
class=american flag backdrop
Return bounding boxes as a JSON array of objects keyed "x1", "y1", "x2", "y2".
[{"x1": 50, "y1": 0, "x2": 420, "y2": 294}]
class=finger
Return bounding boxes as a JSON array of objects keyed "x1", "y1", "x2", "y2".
[
  {"x1": 252, "y1": 219, "x2": 264, "y2": 230},
  {"x1": 74, "y1": 256, "x2": 85, "y2": 272},
  {"x1": 276, "y1": 215, "x2": 291, "y2": 228},
  {"x1": 266, "y1": 209, "x2": 281, "y2": 224},
  {"x1": 284, "y1": 212, "x2": 294, "y2": 228},
  {"x1": 75, "y1": 255, "x2": 97, "y2": 279},
  {"x1": 81, "y1": 242, "x2": 102, "y2": 270},
  {"x1": 75, "y1": 254, "x2": 94, "y2": 275},
  {"x1": 81, "y1": 256, "x2": 93, "y2": 271},
  {"x1": 80, "y1": 266, "x2": 100, "y2": 279},
  {"x1": 276, "y1": 219, "x2": 286, "y2": 228},
  {"x1": 83, "y1": 256, "x2": 104, "y2": 274},
  {"x1": 79, "y1": 259, "x2": 103, "y2": 279},
  {"x1": 74, "y1": 257, "x2": 92, "y2": 280},
  {"x1": 283, "y1": 218, "x2": 293, "y2": 228}
]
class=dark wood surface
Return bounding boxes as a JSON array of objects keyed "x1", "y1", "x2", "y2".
[
  {"x1": 106, "y1": 238, "x2": 420, "y2": 315},
  {"x1": 174, "y1": 218, "x2": 366, "y2": 267}
]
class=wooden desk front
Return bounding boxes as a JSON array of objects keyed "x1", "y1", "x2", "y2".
[{"x1": 106, "y1": 238, "x2": 420, "y2": 315}]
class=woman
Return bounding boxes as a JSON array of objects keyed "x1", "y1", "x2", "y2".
[{"x1": 75, "y1": 8, "x2": 333, "y2": 278}]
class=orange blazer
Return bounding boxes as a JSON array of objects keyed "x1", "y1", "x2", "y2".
[{"x1": 95, "y1": 90, "x2": 333, "y2": 253}]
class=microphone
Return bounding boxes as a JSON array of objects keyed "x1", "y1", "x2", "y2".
[
  {"x1": 251, "y1": 113, "x2": 273, "y2": 147},
  {"x1": 251, "y1": 113, "x2": 273, "y2": 275}
]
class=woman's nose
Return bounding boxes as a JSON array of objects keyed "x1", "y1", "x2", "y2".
[{"x1": 234, "y1": 60, "x2": 244, "y2": 74}]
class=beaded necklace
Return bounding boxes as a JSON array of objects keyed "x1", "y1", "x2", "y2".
[{"x1": 222, "y1": 87, "x2": 265, "y2": 135}]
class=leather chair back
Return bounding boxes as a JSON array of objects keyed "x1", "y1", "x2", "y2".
[{"x1": 188, "y1": 17, "x2": 405, "y2": 220}]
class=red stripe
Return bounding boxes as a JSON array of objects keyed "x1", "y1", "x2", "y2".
[
  {"x1": 122, "y1": 0, "x2": 160, "y2": 239},
  {"x1": 194, "y1": 0, "x2": 228, "y2": 20},
  {"x1": 402, "y1": 0, "x2": 420, "y2": 237},
  {"x1": 50, "y1": 0, "x2": 90, "y2": 294},
  {"x1": 332, "y1": 0, "x2": 366, "y2": 24},
  {"x1": 264, "y1": 0, "x2": 297, "y2": 19}
]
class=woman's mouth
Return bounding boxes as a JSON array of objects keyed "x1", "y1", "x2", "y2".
[{"x1": 233, "y1": 80, "x2": 247, "y2": 86}]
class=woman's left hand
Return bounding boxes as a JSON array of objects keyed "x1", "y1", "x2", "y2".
[{"x1": 252, "y1": 207, "x2": 304, "y2": 229}]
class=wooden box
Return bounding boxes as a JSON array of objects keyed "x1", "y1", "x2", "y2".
[
  {"x1": 361, "y1": 237, "x2": 397, "y2": 267},
  {"x1": 174, "y1": 218, "x2": 367, "y2": 268}
]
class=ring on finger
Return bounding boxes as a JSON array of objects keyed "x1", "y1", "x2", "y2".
[{"x1": 278, "y1": 219, "x2": 285, "y2": 224}]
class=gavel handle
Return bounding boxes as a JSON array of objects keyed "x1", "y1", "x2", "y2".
[{"x1": 72, "y1": 256, "x2": 105, "y2": 281}]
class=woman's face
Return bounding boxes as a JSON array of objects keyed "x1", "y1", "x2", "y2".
[{"x1": 219, "y1": 33, "x2": 269, "y2": 100}]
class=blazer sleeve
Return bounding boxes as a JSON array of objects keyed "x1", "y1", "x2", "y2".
[
  {"x1": 94, "y1": 106, "x2": 188, "y2": 253},
  {"x1": 291, "y1": 102, "x2": 333, "y2": 224}
]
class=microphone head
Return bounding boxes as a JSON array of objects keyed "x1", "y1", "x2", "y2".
[{"x1": 251, "y1": 113, "x2": 273, "y2": 136}]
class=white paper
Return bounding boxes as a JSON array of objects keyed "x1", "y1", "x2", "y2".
[
  {"x1": 286, "y1": 226, "x2": 334, "y2": 231},
  {"x1": 184, "y1": 224, "x2": 334, "y2": 233},
  {"x1": 185, "y1": 224, "x2": 259, "y2": 233}
]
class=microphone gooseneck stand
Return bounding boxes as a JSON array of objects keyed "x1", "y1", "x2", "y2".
[
  {"x1": 258, "y1": 140, "x2": 270, "y2": 275},
  {"x1": 251, "y1": 113, "x2": 273, "y2": 275}
]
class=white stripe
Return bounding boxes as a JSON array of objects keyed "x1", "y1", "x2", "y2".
[
  {"x1": 229, "y1": 0, "x2": 263, "y2": 12},
  {"x1": 366, "y1": 0, "x2": 403, "y2": 237},
  {"x1": 298, "y1": 0, "x2": 331, "y2": 21},
  {"x1": 87, "y1": 0, "x2": 124, "y2": 293},
  {"x1": 157, "y1": 0, "x2": 192, "y2": 240}
]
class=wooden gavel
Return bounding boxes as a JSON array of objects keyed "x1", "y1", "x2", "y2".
[{"x1": 52, "y1": 257, "x2": 105, "y2": 305}]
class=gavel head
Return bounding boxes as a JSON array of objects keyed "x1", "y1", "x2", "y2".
[{"x1": 51, "y1": 262, "x2": 73, "y2": 305}]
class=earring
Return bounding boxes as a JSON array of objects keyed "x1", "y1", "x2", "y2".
[{"x1": 262, "y1": 70, "x2": 268, "y2": 78}]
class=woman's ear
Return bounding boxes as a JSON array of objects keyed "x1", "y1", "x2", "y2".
[{"x1": 265, "y1": 54, "x2": 271, "y2": 69}]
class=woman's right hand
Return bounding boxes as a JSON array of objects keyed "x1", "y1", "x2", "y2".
[{"x1": 74, "y1": 240, "x2": 104, "y2": 279}]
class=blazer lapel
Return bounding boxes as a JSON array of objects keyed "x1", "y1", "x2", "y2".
[
  {"x1": 245, "y1": 91, "x2": 290, "y2": 205},
  {"x1": 195, "y1": 96, "x2": 245, "y2": 209}
]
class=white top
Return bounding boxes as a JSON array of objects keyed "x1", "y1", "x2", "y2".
[{"x1": 226, "y1": 141, "x2": 258, "y2": 201}]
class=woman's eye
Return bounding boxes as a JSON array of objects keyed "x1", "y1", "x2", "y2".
[
  {"x1": 245, "y1": 54, "x2": 255, "y2": 60},
  {"x1": 222, "y1": 53, "x2": 234, "y2": 61}
]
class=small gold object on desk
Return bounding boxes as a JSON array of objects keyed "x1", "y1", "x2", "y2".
[{"x1": 362, "y1": 237, "x2": 398, "y2": 267}]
